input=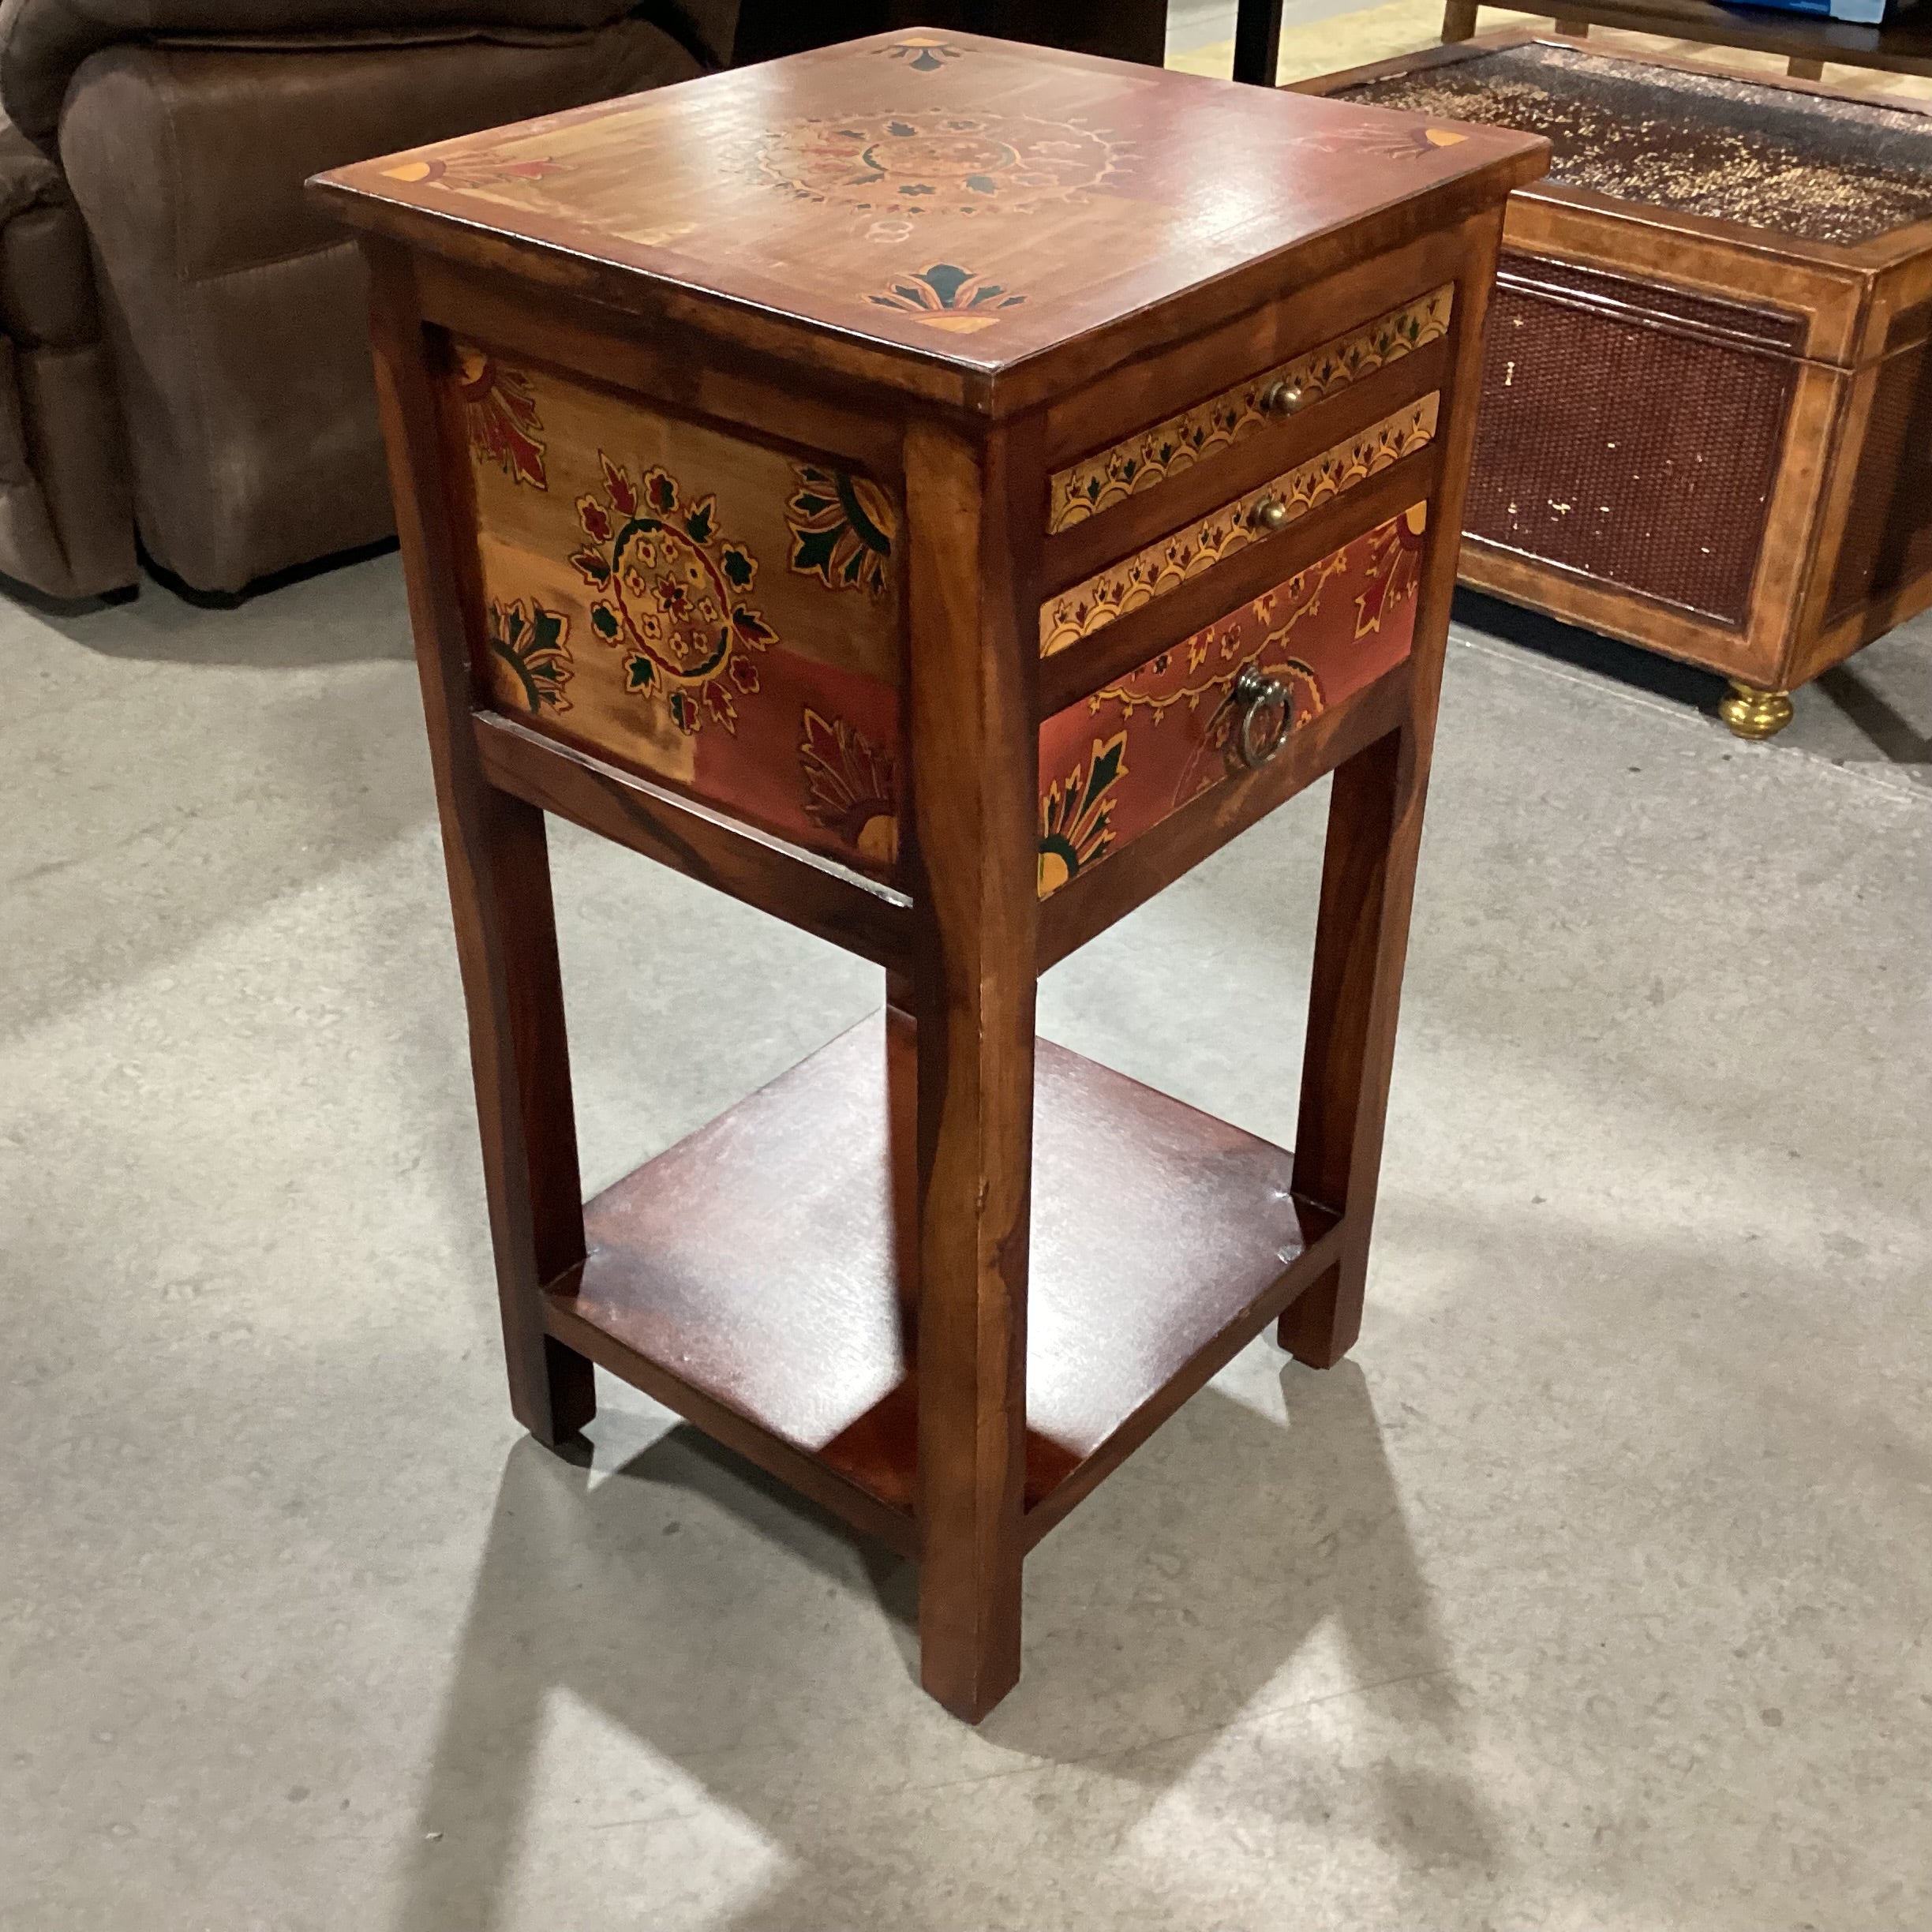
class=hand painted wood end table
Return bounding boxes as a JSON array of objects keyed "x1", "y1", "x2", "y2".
[{"x1": 312, "y1": 31, "x2": 1545, "y2": 1721}]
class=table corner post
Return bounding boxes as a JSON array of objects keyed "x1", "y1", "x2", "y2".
[
  {"x1": 901, "y1": 408, "x2": 1043, "y2": 1720},
  {"x1": 364, "y1": 237, "x2": 595, "y2": 1447},
  {"x1": 1281, "y1": 202, "x2": 1506, "y2": 1369}
]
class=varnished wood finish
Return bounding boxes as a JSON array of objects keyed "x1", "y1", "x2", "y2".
[
  {"x1": 367, "y1": 241, "x2": 595, "y2": 1447},
  {"x1": 313, "y1": 31, "x2": 1547, "y2": 417},
  {"x1": 1284, "y1": 208, "x2": 1501, "y2": 1364},
  {"x1": 549, "y1": 1013, "x2": 1331, "y2": 1547},
  {"x1": 333, "y1": 33, "x2": 1537, "y2": 1720},
  {"x1": 902, "y1": 414, "x2": 1039, "y2": 1719},
  {"x1": 1037, "y1": 665, "x2": 1413, "y2": 969},
  {"x1": 1299, "y1": 33, "x2": 1932, "y2": 705},
  {"x1": 475, "y1": 713, "x2": 914, "y2": 966}
]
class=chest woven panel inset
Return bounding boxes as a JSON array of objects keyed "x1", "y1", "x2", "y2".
[
  {"x1": 1340, "y1": 45, "x2": 1932, "y2": 245},
  {"x1": 1468, "y1": 258, "x2": 1797, "y2": 623}
]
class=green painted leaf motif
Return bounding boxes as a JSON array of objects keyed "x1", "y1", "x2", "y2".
[
  {"x1": 792, "y1": 526, "x2": 843, "y2": 578},
  {"x1": 530, "y1": 608, "x2": 565, "y2": 653},
  {"x1": 625, "y1": 654, "x2": 655, "y2": 691},
  {"x1": 1081, "y1": 737, "x2": 1125, "y2": 817},
  {"x1": 590, "y1": 603, "x2": 620, "y2": 642},
  {"x1": 731, "y1": 605, "x2": 777, "y2": 646},
  {"x1": 721, "y1": 546, "x2": 755, "y2": 589},
  {"x1": 684, "y1": 498, "x2": 715, "y2": 545}
]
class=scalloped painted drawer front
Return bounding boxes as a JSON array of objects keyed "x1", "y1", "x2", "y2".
[
  {"x1": 449, "y1": 341, "x2": 904, "y2": 879},
  {"x1": 1046, "y1": 283, "x2": 1454, "y2": 536},
  {"x1": 1041, "y1": 394, "x2": 1440, "y2": 657},
  {"x1": 1036, "y1": 507, "x2": 1427, "y2": 898}
]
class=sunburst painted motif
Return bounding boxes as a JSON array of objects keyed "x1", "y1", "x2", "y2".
[
  {"x1": 485, "y1": 597, "x2": 573, "y2": 715},
  {"x1": 571, "y1": 456, "x2": 774, "y2": 736},
  {"x1": 787, "y1": 466, "x2": 896, "y2": 597},
  {"x1": 455, "y1": 347, "x2": 546, "y2": 489},
  {"x1": 1354, "y1": 505, "x2": 1428, "y2": 636},
  {"x1": 800, "y1": 710, "x2": 899, "y2": 869},
  {"x1": 879, "y1": 35, "x2": 965, "y2": 70},
  {"x1": 869, "y1": 262, "x2": 1027, "y2": 332},
  {"x1": 1038, "y1": 732, "x2": 1128, "y2": 897},
  {"x1": 384, "y1": 153, "x2": 564, "y2": 191},
  {"x1": 1287, "y1": 123, "x2": 1469, "y2": 162}
]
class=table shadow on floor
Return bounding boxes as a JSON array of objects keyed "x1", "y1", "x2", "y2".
[{"x1": 388, "y1": 1357, "x2": 1496, "y2": 1930}]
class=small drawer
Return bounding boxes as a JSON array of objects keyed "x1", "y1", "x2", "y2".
[
  {"x1": 1046, "y1": 283, "x2": 1455, "y2": 535},
  {"x1": 1036, "y1": 506, "x2": 1427, "y2": 898},
  {"x1": 1040, "y1": 395, "x2": 1439, "y2": 657},
  {"x1": 447, "y1": 339, "x2": 905, "y2": 878}
]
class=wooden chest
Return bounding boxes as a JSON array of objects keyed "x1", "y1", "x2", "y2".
[
  {"x1": 314, "y1": 33, "x2": 1542, "y2": 1719},
  {"x1": 1301, "y1": 34, "x2": 1932, "y2": 737}
]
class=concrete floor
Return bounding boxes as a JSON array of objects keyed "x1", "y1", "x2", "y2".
[{"x1": 2, "y1": 551, "x2": 1928, "y2": 1932}]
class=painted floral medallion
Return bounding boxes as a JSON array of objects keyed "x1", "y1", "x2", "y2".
[{"x1": 758, "y1": 111, "x2": 1127, "y2": 219}]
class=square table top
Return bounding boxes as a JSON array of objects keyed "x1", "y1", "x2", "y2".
[{"x1": 313, "y1": 30, "x2": 1545, "y2": 400}]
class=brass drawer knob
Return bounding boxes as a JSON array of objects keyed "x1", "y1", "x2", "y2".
[
  {"x1": 1260, "y1": 379, "x2": 1305, "y2": 417},
  {"x1": 1248, "y1": 495, "x2": 1290, "y2": 535},
  {"x1": 1231, "y1": 664, "x2": 1291, "y2": 770}
]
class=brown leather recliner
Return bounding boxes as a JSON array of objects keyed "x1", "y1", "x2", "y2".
[{"x1": 0, "y1": 1, "x2": 731, "y2": 598}]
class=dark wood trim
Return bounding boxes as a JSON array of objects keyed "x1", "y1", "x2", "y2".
[
  {"x1": 366, "y1": 237, "x2": 597, "y2": 1447},
  {"x1": 541, "y1": 1281, "x2": 920, "y2": 1558},
  {"x1": 1037, "y1": 447, "x2": 1441, "y2": 720},
  {"x1": 1040, "y1": 338, "x2": 1453, "y2": 596},
  {"x1": 903, "y1": 410, "x2": 1043, "y2": 1723},
  {"x1": 474, "y1": 712, "x2": 914, "y2": 968},
  {"x1": 1022, "y1": 1205, "x2": 1345, "y2": 1548},
  {"x1": 414, "y1": 254, "x2": 907, "y2": 481},
  {"x1": 1036, "y1": 666, "x2": 1413, "y2": 972}
]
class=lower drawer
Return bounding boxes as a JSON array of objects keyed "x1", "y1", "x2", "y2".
[{"x1": 1036, "y1": 506, "x2": 1425, "y2": 897}]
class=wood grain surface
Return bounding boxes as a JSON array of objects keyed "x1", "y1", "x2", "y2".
[{"x1": 313, "y1": 31, "x2": 1546, "y2": 411}]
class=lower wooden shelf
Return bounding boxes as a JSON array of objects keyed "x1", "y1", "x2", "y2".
[{"x1": 544, "y1": 1012, "x2": 1341, "y2": 1556}]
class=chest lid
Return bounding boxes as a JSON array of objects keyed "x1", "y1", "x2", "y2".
[
  {"x1": 311, "y1": 30, "x2": 1544, "y2": 411},
  {"x1": 1336, "y1": 39, "x2": 1932, "y2": 251}
]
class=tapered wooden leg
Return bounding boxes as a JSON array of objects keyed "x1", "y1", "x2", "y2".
[
  {"x1": 1280, "y1": 211, "x2": 1507, "y2": 1368},
  {"x1": 903, "y1": 416, "x2": 1039, "y2": 1722},
  {"x1": 366, "y1": 240, "x2": 594, "y2": 1447},
  {"x1": 1279, "y1": 728, "x2": 1418, "y2": 1368},
  {"x1": 1442, "y1": 0, "x2": 1480, "y2": 39}
]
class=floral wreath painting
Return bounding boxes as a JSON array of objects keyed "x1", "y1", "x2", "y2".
[
  {"x1": 485, "y1": 597, "x2": 573, "y2": 715},
  {"x1": 571, "y1": 455, "x2": 776, "y2": 736},
  {"x1": 456, "y1": 348, "x2": 547, "y2": 490},
  {"x1": 800, "y1": 710, "x2": 900, "y2": 869},
  {"x1": 787, "y1": 465, "x2": 896, "y2": 597},
  {"x1": 1038, "y1": 732, "x2": 1128, "y2": 896},
  {"x1": 758, "y1": 110, "x2": 1129, "y2": 219}
]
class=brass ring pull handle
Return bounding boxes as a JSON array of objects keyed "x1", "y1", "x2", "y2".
[
  {"x1": 1231, "y1": 664, "x2": 1291, "y2": 770},
  {"x1": 1260, "y1": 379, "x2": 1305, "y2": 417},
  {"x1": 1247, "y1": 495, "x2": 1291, "y2": 534}
]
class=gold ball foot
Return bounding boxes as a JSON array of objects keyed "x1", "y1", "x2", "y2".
[{"x1": 1718, "y1": 681, "x2": 1794, "y2": 741}]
